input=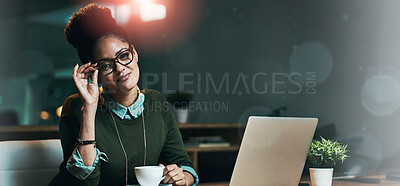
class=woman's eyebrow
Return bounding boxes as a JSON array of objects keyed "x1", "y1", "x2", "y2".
[
  {"x1": 97, "y1": 57, "x2": 112, "y2": 62},
  {"x1": 115, "y1": 47, "x2": 128, "y2": 56},
  {"x1": 97, "y1": 48, "x2": 128, "y2": 62}
]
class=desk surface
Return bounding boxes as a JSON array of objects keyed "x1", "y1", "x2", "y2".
[{"x1": 198, "y1": 170, "x2": 400, "y2": 186}]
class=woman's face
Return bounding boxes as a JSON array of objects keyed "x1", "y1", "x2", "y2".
[{"x1": 93, "y1": 36, "x2": 139, "y2": 95}]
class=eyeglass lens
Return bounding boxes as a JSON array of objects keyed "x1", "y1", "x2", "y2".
[{"x1": 98, "y1": 49, "x2": 133, "y2": 75}]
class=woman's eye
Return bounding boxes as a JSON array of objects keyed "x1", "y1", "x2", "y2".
[
  {"x1": 99, "y1": 63, "x2": 112, "y2": 70},
  {"x1": 119, "y1": 53, "x2": 129, "y2": 60}
]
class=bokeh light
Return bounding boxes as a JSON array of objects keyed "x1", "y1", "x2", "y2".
[
  {"x1": 40, "y1": 111, "x2": 50, "y2": 120},
  {"x1": 56, "y1": 106, "x2": 63, "y2": 117},
  {"x1": 90, "y1": 0, "x2": 204, "y2": 54},
  {"x1": 289, "y1": 41, "x2": 333, "y2": 85},
  {"x1": 140, "y1": 3, "x2": 166, "y2": 22},
  {"x1": 116, "y1": 4, "x2": 132, "y2": 24},
  {"x1": 361, "y1": 73, "x2": 400, "y2": 117}
]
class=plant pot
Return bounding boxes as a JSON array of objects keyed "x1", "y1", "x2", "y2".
[
  {"x1": 309, "y1": 168, "x2": 333, "y2": 186},
  {"x1": 174, "y1": 108, "x2": 189, "y2": 124}
]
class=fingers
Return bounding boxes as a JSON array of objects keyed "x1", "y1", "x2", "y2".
[
  {"x1": 90, "y1": 69, "x2": 98, "y2": 85},
  {"x1": 72, "y1": 63, "x2": 78, "y2": 81},
  {"x1": 73, "y1": 63, "x2": 98, "y2": 81},
  {"x1": 83, "y1": 67, "x2": 97, "y2": 74},
  {"x1": 72, "y1": 64, "x2": 84, "y2": 91},
  {"x1": 163, "y1": 164, "x2": 177, "y2": 183},
  {"x1": 72, "y1": 63, "x2": 98, "y2": 93},
  {"x1": 168, "y1": 173, "x2": 185, "y2": 185},
  {"x1": 77, "y1": 62, "x2": 93, "y2": 73},
  {"x1": 82, "y1": 69, "x2": 96, "y2": 80},
  {"x1": 162, "y1": 164, "x2": 185, "y2": 184},
  {"x1": 173, "y1": 178, "x2": 187, "y2": 186},
  {"x1": 82, "y1": 63, "x2": 97, "y2": 78},
  {"x1": 163, "y1": 164, "x2": 178, "y2": 177}
]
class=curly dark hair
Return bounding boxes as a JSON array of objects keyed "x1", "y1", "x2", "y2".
[{"x1": 64, "y1": 3, "x2": 129, "y2": 63}]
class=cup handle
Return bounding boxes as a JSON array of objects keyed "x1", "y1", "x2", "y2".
[{"x1": 159, "y1": 175, "x2": 166, "y2": 183}]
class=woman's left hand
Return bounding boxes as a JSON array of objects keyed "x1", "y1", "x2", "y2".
[{"x1": 159, "y1": 164, "x2": 191, "y2": 186}]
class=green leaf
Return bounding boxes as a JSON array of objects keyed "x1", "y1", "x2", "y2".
[{"x1": 307, "y1": 137, "x2": 349, "y2": 168}]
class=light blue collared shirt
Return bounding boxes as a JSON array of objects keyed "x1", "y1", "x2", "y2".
[
  {"x1": 66, "y1": 147, "x2": 108, "y2": 180},
  {"x1": 66, "y1": 88, "x2": 199, "y2": 185},
  {"x1": 104, "y1": 88, "x2": 145, "y2": 120}
]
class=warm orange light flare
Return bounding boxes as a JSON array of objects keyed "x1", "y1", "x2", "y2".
[
  {"x1": 40, "y1": 111, "x2": 50, "y2": 120},
  {"x1": 56, "y1": 106, "x2": 63, "y2": 117},
  {"x1": 117, "y1": 4, "x2": 132, "y2": 24},
  {"x1": 80, "y1": 0, "x2": 204, "y2": 54},
  {"x1": 140, "y1": 3, "x2": 166, "y2": 22}
]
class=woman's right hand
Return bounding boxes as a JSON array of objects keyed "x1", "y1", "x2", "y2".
[{"x1": 72, "y1": 63, "x2": 99, "y2": 108}]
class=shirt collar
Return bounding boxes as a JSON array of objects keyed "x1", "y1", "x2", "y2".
[{"x1": 103, "y1": 87, "x2": 145, "y2": 119}]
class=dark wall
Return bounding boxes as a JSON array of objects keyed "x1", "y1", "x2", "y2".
[{"x1": 1, "y1": 0, "x2": 400, "y2": 176}]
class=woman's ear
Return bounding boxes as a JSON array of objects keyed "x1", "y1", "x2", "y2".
[{"x1": 131, "y1": 44, "x2": 139, "y2": 62}]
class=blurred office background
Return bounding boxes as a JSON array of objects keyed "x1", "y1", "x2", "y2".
[{"x1": 1, "y1": 0, "x2": 400, "y2": 182}]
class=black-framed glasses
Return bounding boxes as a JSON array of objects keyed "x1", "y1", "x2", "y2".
[{"x1": 93, "y1": 45, "x2": 134, "y2": 76}]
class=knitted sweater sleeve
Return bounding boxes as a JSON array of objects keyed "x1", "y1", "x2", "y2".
[
  {"x1": 49, "y1": 94, "x2": 102, "y2": 186},
  {"x1": 155, "y1": 91, "x2": 199, "y2": 185}
]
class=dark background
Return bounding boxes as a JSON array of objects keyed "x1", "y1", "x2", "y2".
[{"x1": 1, "y1": 0, "x2": 400, "y2": 182}]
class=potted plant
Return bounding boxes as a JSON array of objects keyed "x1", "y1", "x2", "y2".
[
  {"x1": 307, "y1": 137, "x2": 349, "y2": 186},
  {"x1": 166, "y1": 90, "x2": 193, "y2": 123}
]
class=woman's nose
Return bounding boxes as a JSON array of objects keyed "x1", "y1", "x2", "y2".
[{"x1": 114, "y1": 61, "x2": 125, "y2": 74}]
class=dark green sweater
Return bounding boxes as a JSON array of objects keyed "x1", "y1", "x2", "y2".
[{"x1": 49, "y1": 89, "x2": 193, "y2": 186}]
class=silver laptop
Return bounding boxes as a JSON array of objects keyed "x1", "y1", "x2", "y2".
[{"x1": 230, "y1": 116, "x2": 318, "y2": 186}]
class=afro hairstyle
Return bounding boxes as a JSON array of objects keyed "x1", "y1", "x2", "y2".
[{"x1": 64, "y1": 3, "x2": 129, "y2": 63}]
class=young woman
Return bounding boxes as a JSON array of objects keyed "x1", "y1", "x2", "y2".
[{"x1": 49, "y1": 4, "x2": 198, "y2": 186}]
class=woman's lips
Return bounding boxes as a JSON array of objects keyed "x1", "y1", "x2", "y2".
[{"x1": 118, "y1": 73, "x2": 130, "y2": 82}]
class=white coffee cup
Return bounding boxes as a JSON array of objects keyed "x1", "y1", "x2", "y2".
[{"x1": 134, "y1": 166, "x2": 165, "y2": 186}]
